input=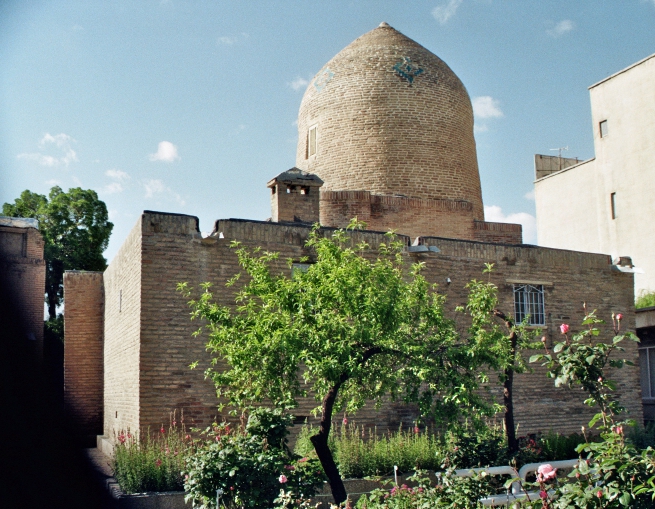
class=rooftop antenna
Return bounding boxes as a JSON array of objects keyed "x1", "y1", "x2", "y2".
[{"x1": 549, "y1": 146, "x2": 569, "y2": 172}]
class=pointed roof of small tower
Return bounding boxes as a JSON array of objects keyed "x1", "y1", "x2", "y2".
[{"x1": 267, "y1": 167, "x2": 323, "y2": 188}]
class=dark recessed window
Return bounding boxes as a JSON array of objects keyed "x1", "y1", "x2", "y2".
[
  {"x1": 611, "y1": 192, "x2": 617, "y2": 219},
  {"x1": 308, "y1": 126, "x2": 317, "y2": 157},
  {"x1": 600, "y1": 120, "x2": 609, "y2": 138},
  {"x1": 513, "y1": 284, "x2": 545, "y2": 326},
  {"x1": 639, "y1": 345, "x2": 655, "y2": 399}
]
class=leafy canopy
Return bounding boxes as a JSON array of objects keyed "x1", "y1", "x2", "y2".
[
  {"x1": 3, "y1": 186, "x2": 113, "y2": 321},
  {"x1": 180, "y1": 222, "x2": 496, "y2": 427}
]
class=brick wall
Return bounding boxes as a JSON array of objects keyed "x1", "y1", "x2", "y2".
[
  {"x1": 271, "y1": 183, "x2": 321, "y2": 224},
  {"x1": 103, "y1": 216, "x2": 143, "y2": 438},
  {"x1": 0, "y1": 225, "x2": 45, "y2": 359},
  {"x1": 106, "y1": 213, "x2": 640, "y2": 439},
  {"x1": 320, "y1": 191, "x2": 482, "y2": 240},
  {"x1": 473, "y1": 220, "x2": 523, "y2": 244},
  {"x1": 296, "y1": 24, "x2": 484, "y2": 222},
  {"x1": 63, "y1": 271, "x2": 104, "y2": 442},
  {"x1": 418, "y1": 236, "x2": 641, "y2": 434}
]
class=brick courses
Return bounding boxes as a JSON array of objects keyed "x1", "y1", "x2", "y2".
[
  {"x1": 0, "y1": 225, "x2": 45, "y2": 359},
  {"x1": 295, "y1": 23, "x2": 484, "y2": 235},
  {"x1": 63, "y1": 271, "x2": 104, "y2": 442},
  {"x1": 96, "y1": 212, "x2": 641, "y2": 440}
]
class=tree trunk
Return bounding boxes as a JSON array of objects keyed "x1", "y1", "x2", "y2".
[
  {"x1": 494, "y1": 310, "x2": 519, "y2": 455},
  {"x1": 311, "y1": 381, "x2": 348, "y2": 505}
]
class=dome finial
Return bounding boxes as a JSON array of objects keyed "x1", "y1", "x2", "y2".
[{"x1": 379, "y1": 21, "x2": 391, "y2": 28}]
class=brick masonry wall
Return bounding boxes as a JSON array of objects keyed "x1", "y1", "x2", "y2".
[
  {"x1": 114, "y1": 213, "x2": 641, "y2": 439},
  {"x1": 103, "y1": 216, "x2": 143, "y2": 438},
  {"x1": 295, "y1": 24, "x2": 484, "y2": 222},
  {"x1": 0, "y1": 226, "x2": 45, "y2": 359},
  {"x1": 473, "y1": 220, "x2": 523, "y2": 244},
  {"x1": 320, "y1": 190, "x2": 480, "y2": 240},
  {"x1": 63, "y1": 271, "x2": 104, "y2": 440},
  {"x1": 271, "y1": 184, "x2": 321, "y2": 224},
  {"x1": 418, "y1": 236, "x2": 641, "y2": 434}
]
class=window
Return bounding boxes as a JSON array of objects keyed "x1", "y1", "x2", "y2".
[
  {"x1": 640, "y1": 346, "x2": 655, "y2": 399},
  {"x1": 292, "y1": 262, "x2": 311, "y2": 277},
  {"x1": 307, "y1": 126, "x2": 317, "y2": 157},
  {"x1": 513, "y1": 284, "x2": 545, "y2": 326},
  {"x1": 599, "y1": 120, "x2": 608, "y2": 138},
  {"x1": 611, "y1": 192, "x2": 617, "y2": 219}
]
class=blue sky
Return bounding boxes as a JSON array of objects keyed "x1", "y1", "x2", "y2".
[{"x1": 1, "y1": 0, "x2": 654, "y2": 261}]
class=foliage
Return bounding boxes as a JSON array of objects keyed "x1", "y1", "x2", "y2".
[
  {"x1": 354, "y1": 471, "x2": 491, "y2": 509},
  {"x1": 295, "y1": 421, "x2": 586, "y2": 483},
  {"x1": 627, "y1": 421, "x2": 655, "y2": 450},
  {"x1": 463, "y1": 263, "x2": 543, "y2": 454},
  {"x1": 636, "y1": 290, "x2": 655, "y2": 309},
  {"x1": 3, "y1": 186, "x2": 113, "y2": 322},
  {"x1": 527, "y1": 310, "x2": 655, "y2": 508},
  {"x1": 113, "y1": 419, "x2": 191, "y2": 494},
  {"x1": 296, "y1": 422, "x2": 442, "y2": 478},
  {"x1": 179, "y1": 220, "x2": 501, "y2": 503},
  {"x1": 183, "y1": 408, "x2": 325, "y2": 509}
]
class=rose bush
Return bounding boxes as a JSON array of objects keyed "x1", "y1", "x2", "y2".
[{"x1": 183, "y1": 408, "x2": 324, "y2": 509}]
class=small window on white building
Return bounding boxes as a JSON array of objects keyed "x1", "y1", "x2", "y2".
[
  {"x1": 513, "y1": 284, "x2": 545, "y2": 326},
  {"x1": 599, "y1": 120, "x2": 609, "y2": 138},
  {"x1": 639, "y1": 346, "x2": 655, "y2": 400},
  {"x1": 611, "y1": 192, "x2": 617, "y2": 219},
  {"x1": 307, "y1": 126, "x2": 317, "y2": 158}
]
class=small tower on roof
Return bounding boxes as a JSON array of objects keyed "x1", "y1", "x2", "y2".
[{"x1": 268, "y1": 168, "x2": 323, "y2": 224}]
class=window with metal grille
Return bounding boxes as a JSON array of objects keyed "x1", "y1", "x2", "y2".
[
  {"x1": 513, "y1": 284, "x2": 545, "y2": 326},
  {"x1": 639, "y1": 346, "x2": 655, "y2": 399}
]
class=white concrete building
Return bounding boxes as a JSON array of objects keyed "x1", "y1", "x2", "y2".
[{"x1": 534, "y1": 52, "x2": 655, "y2": 296}]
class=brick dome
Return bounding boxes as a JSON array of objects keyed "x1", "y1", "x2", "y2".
[{"x1": 295, "y1": 22, "x2": 484, "y2": 231}]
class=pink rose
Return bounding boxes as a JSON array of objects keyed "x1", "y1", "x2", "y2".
[
  {"x1": 560, "y1": 324, "x2": 570, "y2": 335},
  {"x1": 279, "y1": 475, "x2": 288, "y2": 484},
  {"x1": 540, "y1": 490, "x2": 548, "y2": 500},
  {"x1": 616, "y1": 313, "x2": 623, "y2": 321},
  {"x1": 597, "y1": 490, "x2": 603, "y2": 498},
  {"x1": 537, "y1": 464, "x2": 557, "y2": 482},
  {"x1": 414, "y1": 426, "x2": 420, "y2": 434},
  {"x1": 342, "y1": 417, "x2": 348, "y2": 425}
]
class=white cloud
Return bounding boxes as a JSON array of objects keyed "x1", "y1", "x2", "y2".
[
  {"x1": 17, "y1": 132, "x2": 78, "y2": 167},
  {"x1": 217, "y1": 36, "x2": 236, "y2": 45},
  {"x1": 474, "y1": 124, "x2": 488, "y2": 133},
  {"x1": 524, "y1": 190, "x2": 535, "y2": 201},
  {"x1": 143, "y1": 179, "x2": 186, "y2": 206},
  {"x1": 547, "y1": 19, "x2": 575, "y2": 38},
  {"x1": 472, "y1": 96, "x2": 503, "y2": 119},
  {"x1": 289, "y1": 77, "x2": 309, "y2": 91},
  {"x1": 485, "y1": 205, "x2": 537, "y2": 244},
  {"x1": 45, "y1": 178, "x2": 62, "y2": 187},
  {"x1": 103, "y1": 182, "x2": 124, "y2": 194},
  {"x1": 144, "y1": 179, "x2": 166, "y2": 197},
  {"x1": 106, "y1": 169, "x2": 130, "y2": 181},
  {"x1": 148, "y1": 141, "x2": 180, "y2": 162},
  {"x1": 432, "y1": 0, "x2": 463, "y2": 25}
]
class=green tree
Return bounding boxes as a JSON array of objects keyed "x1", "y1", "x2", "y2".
[
  {"x1": 3, "y1": 186, "x2": 113, "y2": 322},
  {"x1": 179, "y1": 222, "x2": 499, "y2": 504},
  {"x1": 464, "y1": 266, "x2": 541, "y2": 456}
]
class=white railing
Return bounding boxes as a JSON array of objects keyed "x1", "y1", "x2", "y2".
[{"x1": 450, "y1": 459, "x2": 579, "y2": 506}]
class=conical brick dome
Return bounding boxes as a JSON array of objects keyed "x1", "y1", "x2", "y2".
[{"x1": 295, "y1": 22, "x2": 484, "y2": 236}]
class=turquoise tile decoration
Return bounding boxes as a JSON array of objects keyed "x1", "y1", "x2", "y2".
[
  {"x1": 313, "y1": 68, "x2": 335, "y2": 92},
  {"x1": 393, "y1": 57, "x2": 424, "y2": 84}
]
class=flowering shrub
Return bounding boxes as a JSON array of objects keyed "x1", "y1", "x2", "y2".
[
  {"x1": 354, "y1": 470, "x2": 492, "y2": 509},
  {"x1": 527, "y1": 310, "x2": 655, "y2": 508},
  {"x1": 113, "y1": 415, "x2": 191, "y2": 493},
  {"x1": 183, "y1": 408, "x2": 325, "y2": 509}
]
